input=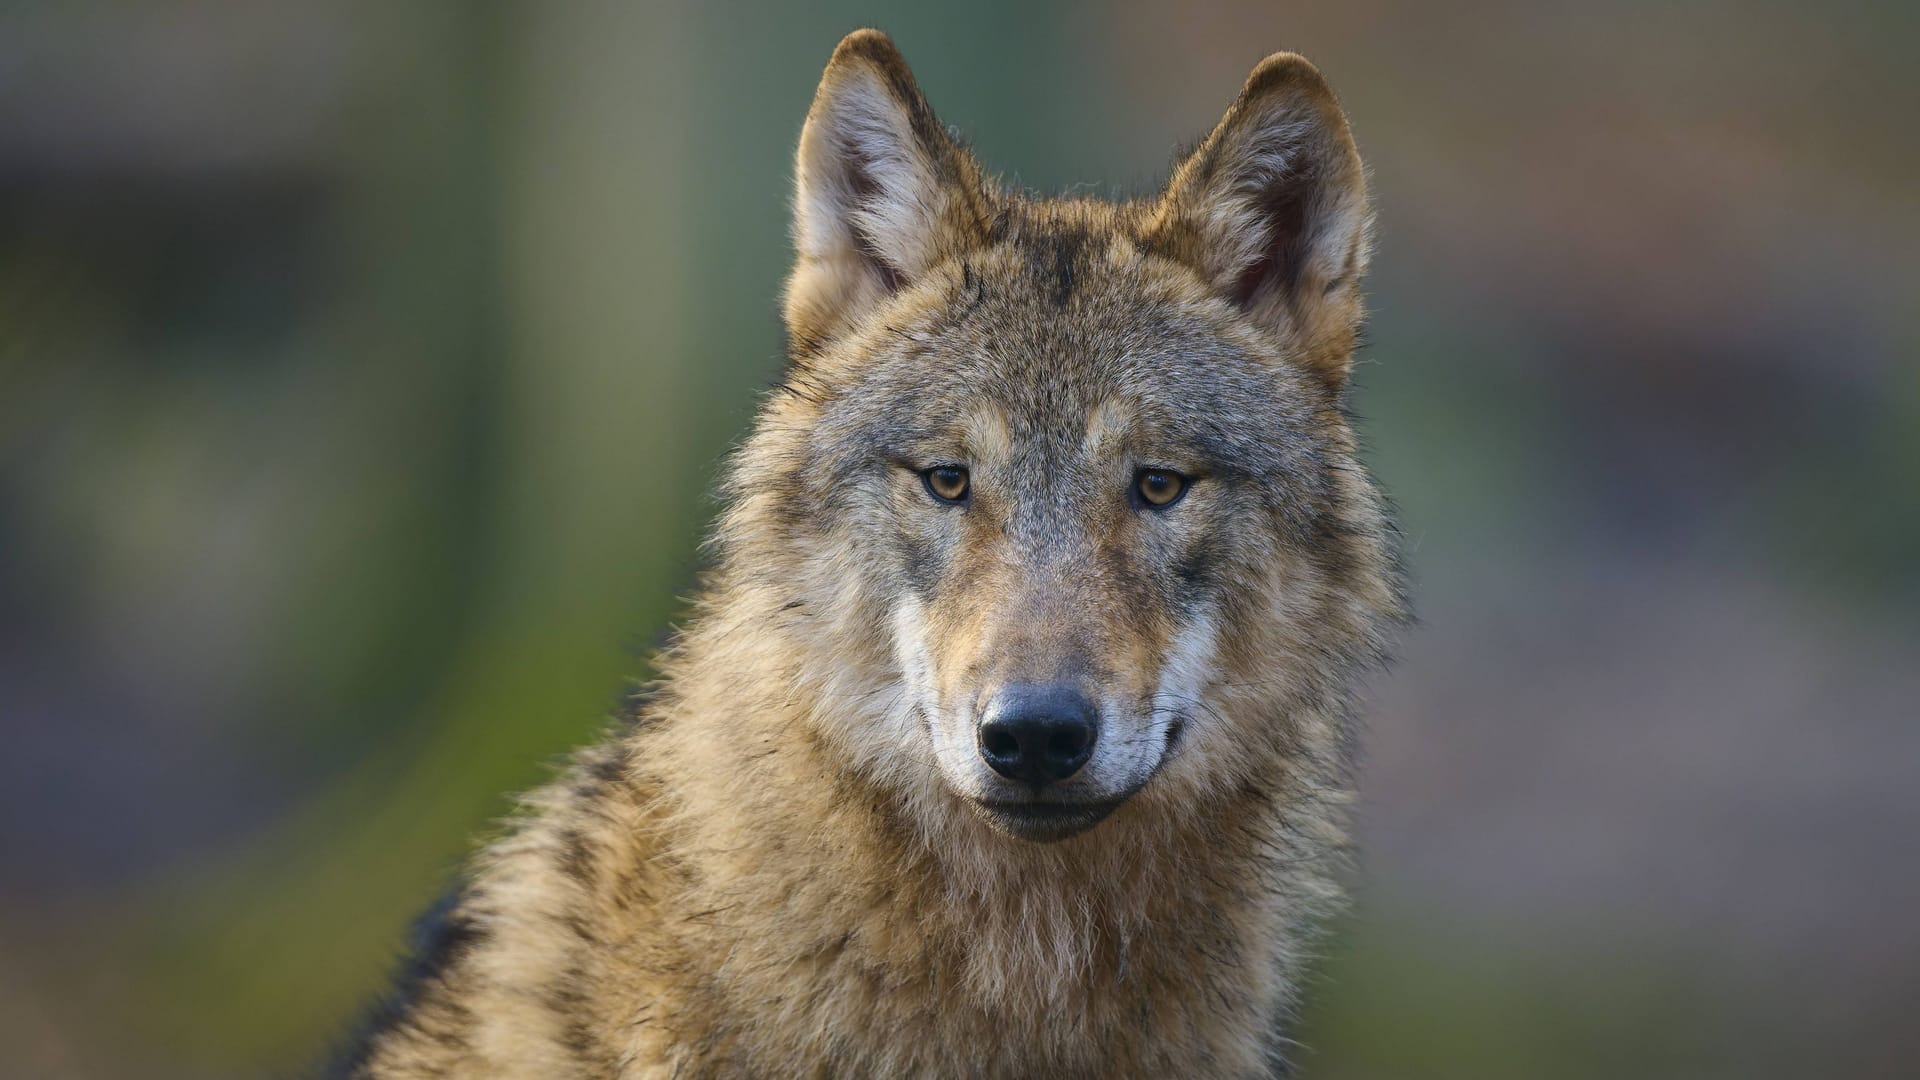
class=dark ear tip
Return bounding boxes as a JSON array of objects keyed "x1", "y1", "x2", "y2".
[
  {"x1": 829, "y1": 28, "x2": 907, "y2": 73},
  {"x1": 1240, "y1": 51, "x2": 1341, "y2": 111}
]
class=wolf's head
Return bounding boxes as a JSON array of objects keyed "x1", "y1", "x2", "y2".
[{"x1": 718, "y1": 31, "x2": 1398, "y2": 846}]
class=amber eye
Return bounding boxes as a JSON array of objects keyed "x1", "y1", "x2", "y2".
[
  {"x1": 1135, "y1": 468, "x2": 1187, "y2": 508},
  {"x1": 922, "y1": 465, "x2": 970, "y2": 503}
]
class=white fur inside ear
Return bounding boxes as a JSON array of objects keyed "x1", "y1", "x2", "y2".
[
  {"x1": 1207, "y1": 116, "x2": 1317, "y2": 283},
  {"x1": 794, "y1": 68, "x2": 946, "y2": 291},
  {"x1": 1219, "y1": 113, "x2": 1365, "y2": 303},
  {"x1": 1159, "y1": 69, "x2": 1371, "y2": 353}
]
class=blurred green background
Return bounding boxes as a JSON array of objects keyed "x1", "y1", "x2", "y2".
[{"x1": 2, "y1": 2, "x2": 1917, "y2": 1077}]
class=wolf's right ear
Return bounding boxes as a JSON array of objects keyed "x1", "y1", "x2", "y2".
[
  {"x1": 785, "y1": 30, "x2": 990, "y2": 352},
  {"x1": 1150, "y1": 54, "x2": 1370, "y2": 390}
]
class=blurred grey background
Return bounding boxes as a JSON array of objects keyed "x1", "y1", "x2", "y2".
[{"x1": 1, "y1": 2, "x2": 1916, "y2": 1077}]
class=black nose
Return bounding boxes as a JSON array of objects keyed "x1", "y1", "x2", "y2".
[{"x1": 977, "y1": 683, "x2": 1098, "y2": 785}]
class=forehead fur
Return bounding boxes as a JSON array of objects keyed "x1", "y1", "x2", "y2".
[{"x1": 796, "y1": 200, "x2": 1343, "y2": 494}]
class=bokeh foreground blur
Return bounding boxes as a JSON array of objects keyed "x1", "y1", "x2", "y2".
[{"x1": 2, "y1": 3, "x2": 1916, "y2": 1077}]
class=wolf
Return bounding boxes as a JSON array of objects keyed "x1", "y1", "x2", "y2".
[{"x1": 331, "y1": 28, "x2": 1402, "y2": 1079}]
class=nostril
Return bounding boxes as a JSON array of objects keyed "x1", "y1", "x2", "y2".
[
  {"x1": 1039, "y1": 720, "x2": 1095, "y2": 782},
  {"x1": 1046, "y1": 727, "x2": 1087, "y2": 760},
  {"x1": 982, "y1": 725, "x2": 1020, "y2": 762}
]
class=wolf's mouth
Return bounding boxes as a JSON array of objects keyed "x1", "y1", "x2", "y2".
[{"x1": 971, "y1": 797, "x2": 1122, "y2": 843}]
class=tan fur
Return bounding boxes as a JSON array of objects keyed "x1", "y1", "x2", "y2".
[{"x1": 336, "y1": 29, "x2": 1402, "y2": 1079}]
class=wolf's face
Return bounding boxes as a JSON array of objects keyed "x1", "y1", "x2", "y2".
[
  {"x1": 813, "y1": 260, "x2": 1353, "y2": 843},
  {"x1": 731, "y1": 32, "x2": 1391, "y2": 844}
]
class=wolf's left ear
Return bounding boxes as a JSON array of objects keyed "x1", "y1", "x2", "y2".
[
  {"x1": 785, "y1": 30, "x2": 990, "y2": 351},
  {"x1": 1151, "y1": 54, "x2": 1370, "y2": 389}
]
